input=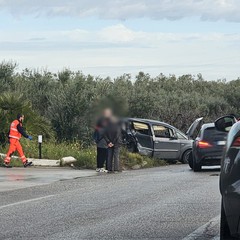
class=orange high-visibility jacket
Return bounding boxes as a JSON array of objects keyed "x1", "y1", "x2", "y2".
[{"x1": 9, "y1": 120, "x2": 22, "y2": 140}]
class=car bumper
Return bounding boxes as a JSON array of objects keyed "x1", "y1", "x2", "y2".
[
  {"x1": 195, "y1": 149, "x2": 223, "y2": 166},
  {"x1": 200, "y1": 156, "x2": 222, "y2": 166}
]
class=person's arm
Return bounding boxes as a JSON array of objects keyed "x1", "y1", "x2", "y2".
[
  {"x1": 17, "y1": 124, "x2": 29, "y2": 138},
  {"x1": 103, "y1": 131, "x2": 111, "y2": 145},
  {"x1": 113, "y1": 127, "x2": 122, "y2": 145}
]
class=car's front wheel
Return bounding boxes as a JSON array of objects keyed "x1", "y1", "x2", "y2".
[
  {"x1": 127, "y1": 141, "x2": 137, "y2": 153},
  {"x1": 181, "y1": 149, "x2": 192, "y2": 164},
  {"x1": 220, "y1": 200, "x2": 232, "y2": 240}
]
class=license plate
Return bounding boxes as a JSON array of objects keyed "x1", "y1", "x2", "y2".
[{"x1": 217, "y1": 141, "x2": 226, "y2": 145}]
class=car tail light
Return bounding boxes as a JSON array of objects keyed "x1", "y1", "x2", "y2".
[
  {"x1": 197, "y1": 141, "x2": 213, "y2": 149},
  {"x1": 232, "y1": 137, "x2": 240, "y2": 147}
]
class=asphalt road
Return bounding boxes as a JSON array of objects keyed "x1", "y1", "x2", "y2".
[
  {"x1": 0, "y1": 165, "x2": 221, "y2": 240},
  {"x1": 0, "y1": 167, "x2": 97, "y2": 192}
]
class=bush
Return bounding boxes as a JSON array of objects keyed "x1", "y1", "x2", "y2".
[
  {"x1": 0, "y1": 140, "x2": 96, "y2": 169},
  {"x1": 0, "y1": 92, "x2": 53, "y2": 146},
  {"x1": 0, "y1": 142, "x2": 167, "y2": 169},
  {"x1": 120, "y1": 147, "x2": 167, "y2": 169}
]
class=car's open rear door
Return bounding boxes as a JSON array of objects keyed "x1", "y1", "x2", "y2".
[{"x1": 186, "y1": 117, "x2": 203, "y2": 140}]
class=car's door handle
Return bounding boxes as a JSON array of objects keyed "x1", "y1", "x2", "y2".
[{"x1": 155, "y1": 141, "x2": 159, "y2": 143}]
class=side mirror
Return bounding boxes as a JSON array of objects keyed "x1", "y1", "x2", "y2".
[
  {"x1": 214, "y1": 115, "x2": 237, "y2": 132},
  {"x1": 170, "y1": 136, "x2": 177, "y2": 140}
]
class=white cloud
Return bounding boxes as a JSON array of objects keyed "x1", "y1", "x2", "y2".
[
  {"x1": 1, "y1": 0, "x2": 240, "y2": 22},
  {"x1": 0, "y1": 24, "x2": 239, "y2": 80},
  {"x1": 1, "y1": 24, "x2": 239, "y2": 46}
]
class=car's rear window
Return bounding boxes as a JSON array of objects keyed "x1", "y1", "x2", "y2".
[{"x1": 203, "y1": 127, "x2": 226, "y2": 140}]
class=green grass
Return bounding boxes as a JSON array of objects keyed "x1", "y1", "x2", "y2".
[
  {"x1": 0, "y1": 156, "x2": 23, "y2": 167},
  {"x1": 0, "y1": 140, "x2": 96, "y2": 169},
  {"x1": 0, "y1": 140, "x2": 167, "y2": 169},
  {"x1": 120, "y1": 147, "x2": 167, "y2": 169}
]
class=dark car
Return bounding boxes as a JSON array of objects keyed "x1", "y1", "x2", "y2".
[
  {"x1": 123, "y1": 118, "x2": 193, "y2": 163},
  {"x1": 188, "y1": 122, "x2": 228, "y2": 172},
  {"x1": 214, "y1": 115, "x2": 240, "y2": 239}
]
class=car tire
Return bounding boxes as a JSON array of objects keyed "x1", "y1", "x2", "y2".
[
  {"x1": 127, "y1": 141, "x2": 137, "y2": 153},
  {"x1": 220, "y1": 200, "x2": 233, "y2": 240},
  {"x1": 193, "y1": 156, "x2": 202, "y2": 172},
  {"x1": 181, "y1": 149, "x2": 192, "y2": 164},
  {"x1": 188, "y1": 151, "x2": 193, "y2": 169}
]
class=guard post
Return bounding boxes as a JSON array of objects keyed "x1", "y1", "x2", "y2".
[{"x1": 38, "y1": 135, "x2": 43, "y2": 159}]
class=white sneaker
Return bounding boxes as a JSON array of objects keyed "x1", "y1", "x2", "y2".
[
  {"x1": 100, "y1": 168, "x2": 108, "y2": 173},
  {"x1": 96, "y1": 168, "x2": 100, "y2": 172}
]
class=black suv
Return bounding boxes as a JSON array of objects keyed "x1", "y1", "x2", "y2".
[
  {"x1": 214, "y1": 115, "x2": 240, "y2": 239},
  {"x1": 188, "y1": 122, "x2": 227, "y2": 172}
]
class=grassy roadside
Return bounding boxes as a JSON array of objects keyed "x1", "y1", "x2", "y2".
[
  {"x1": 0, "y1": 140, "x2": 167, "y2": 169},
  {"x1": 120, "y1": 148, "x2": 167, "y2": 169}
]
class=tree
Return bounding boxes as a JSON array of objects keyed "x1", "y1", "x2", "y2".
[
  {"x1": 0, "y1": 60, "x2": 240, "y2": 145},
  {"x1": 0, "y1": 93, "x2": 53, "y2": 145},
  {"x1": 0, "y1": 61, "x2": 17, "y2": 92}
]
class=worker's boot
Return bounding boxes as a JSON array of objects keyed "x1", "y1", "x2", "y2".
[
  {"x1": 23, "y1": 161, "x2": 33, "y2": 168},
  {"x1": 3, "y1": 162, "x2": 12, "y2": 168}
]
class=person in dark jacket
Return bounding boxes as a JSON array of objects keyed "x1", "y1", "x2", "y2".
[
  {"x1": 94, "y1": 109, "x2": 112, "y2": 173},
  {"x1": 104, "y1": 115, "x2": 122, "y2": 173}
]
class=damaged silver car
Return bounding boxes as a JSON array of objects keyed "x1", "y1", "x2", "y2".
[{"x1": 123, "y1": 118, "x2": 193, "y2": 163}]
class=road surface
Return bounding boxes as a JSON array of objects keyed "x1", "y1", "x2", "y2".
[{"x1": 0, "y1": 165, "x2": 221, "y2": 240}]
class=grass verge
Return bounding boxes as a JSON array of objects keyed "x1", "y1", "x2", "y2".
[{"x1": 0, "y1": 141, "x2": 167, "y2": 169}]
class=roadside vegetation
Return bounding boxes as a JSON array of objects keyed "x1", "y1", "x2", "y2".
[
  {"x1": 0, "y1": 60, "x2": 239, "y2": 167},
  {"x1": 0, "y1": 143, "x2": 167, "y2": 169}
]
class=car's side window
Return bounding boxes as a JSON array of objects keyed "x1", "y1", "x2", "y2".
[
  {"x1": 132, "y1": 122, "x2": 151, "y2": 136},
  {"x1": 176, "y1": 131, "x2": 186, "y2": 140},
  {"x1": 153, "y1": 125, "x2": 174, "y2": 138}
]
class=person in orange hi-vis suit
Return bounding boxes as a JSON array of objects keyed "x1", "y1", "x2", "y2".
[{"x1": 4, "y1": 114, "x2": 33, "y2": 168}]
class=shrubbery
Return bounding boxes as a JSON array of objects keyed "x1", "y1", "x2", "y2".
[
  {"x1": 0, "y1": 61, "x2": 239, "y2": 169},
  {"x1": 1, "y1": 61, "x2": 240, "y2": 146},
  {"x1": 0, "y1": 142, "x2": 167, "y2": 169},
  {"x1": 120, "y1": 148, "x2": 167, "y2": 169}
]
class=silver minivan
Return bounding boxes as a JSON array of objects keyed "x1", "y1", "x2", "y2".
[{"x1": 124, "y1": 118, "x2": 193, "y2": 163}]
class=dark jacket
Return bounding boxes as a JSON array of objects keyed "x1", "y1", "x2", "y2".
[
  {"x1": 95, "y1": 117, "x2": 109, "y2": 148},
  {"x1": 17, "y1": 122, "x2": 29, "y2": 138},
  {"x1": 104, "y1": 119, "x2": 122, "y2": 147}
]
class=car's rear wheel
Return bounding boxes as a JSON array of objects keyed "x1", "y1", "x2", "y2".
[
  {"x1": 188, "y1": 151, "x2": 193, "y2": 169},
  {"x1": 220, "y1": 200, "x2": 233, "y2": 240},
  {"x1": 181, "y1": 149, "x2": 192, "y2": 164},
  {"x1": 193, "y1": 156, "x2": 202, "y2": 172}
]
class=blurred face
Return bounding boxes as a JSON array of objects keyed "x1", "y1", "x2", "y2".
[
  {"x1": 19, "y1": 115, "x2": 24, "y2": 123},
  {"x1": 103, "y1": 109, "x2": 112, "y2": 118}
]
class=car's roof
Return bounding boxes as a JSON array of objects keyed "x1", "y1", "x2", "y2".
[
  {"x1": 125, "y1": 117, "x2": 188, "y2": 138},
  {"x1": 125, "y1": 118, "x2": 175, "y2": 128}
]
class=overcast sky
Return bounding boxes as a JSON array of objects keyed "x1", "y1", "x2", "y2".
[{"x1": 0, "y1": 0, "x2": 239, "y2": 80}]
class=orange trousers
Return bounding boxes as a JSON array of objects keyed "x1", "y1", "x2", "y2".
[{"x1": 4, "y1": 138, "x2": 27, "y2": 164}]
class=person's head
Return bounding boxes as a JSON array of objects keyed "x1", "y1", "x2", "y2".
[
  {"x1": 103, "y1": 108, "x2": 113, "y2": 118},
  {"x1": 17, "y1": 113, "x2": 24, "y2": 123}
]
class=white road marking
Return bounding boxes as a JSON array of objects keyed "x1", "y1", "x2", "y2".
[
  {"x1": 182, "y1": 215, "x2": 220, "y2": 240},
  {"x1": 0, "y1": 195, "x2": 54, "y2": 210}
]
